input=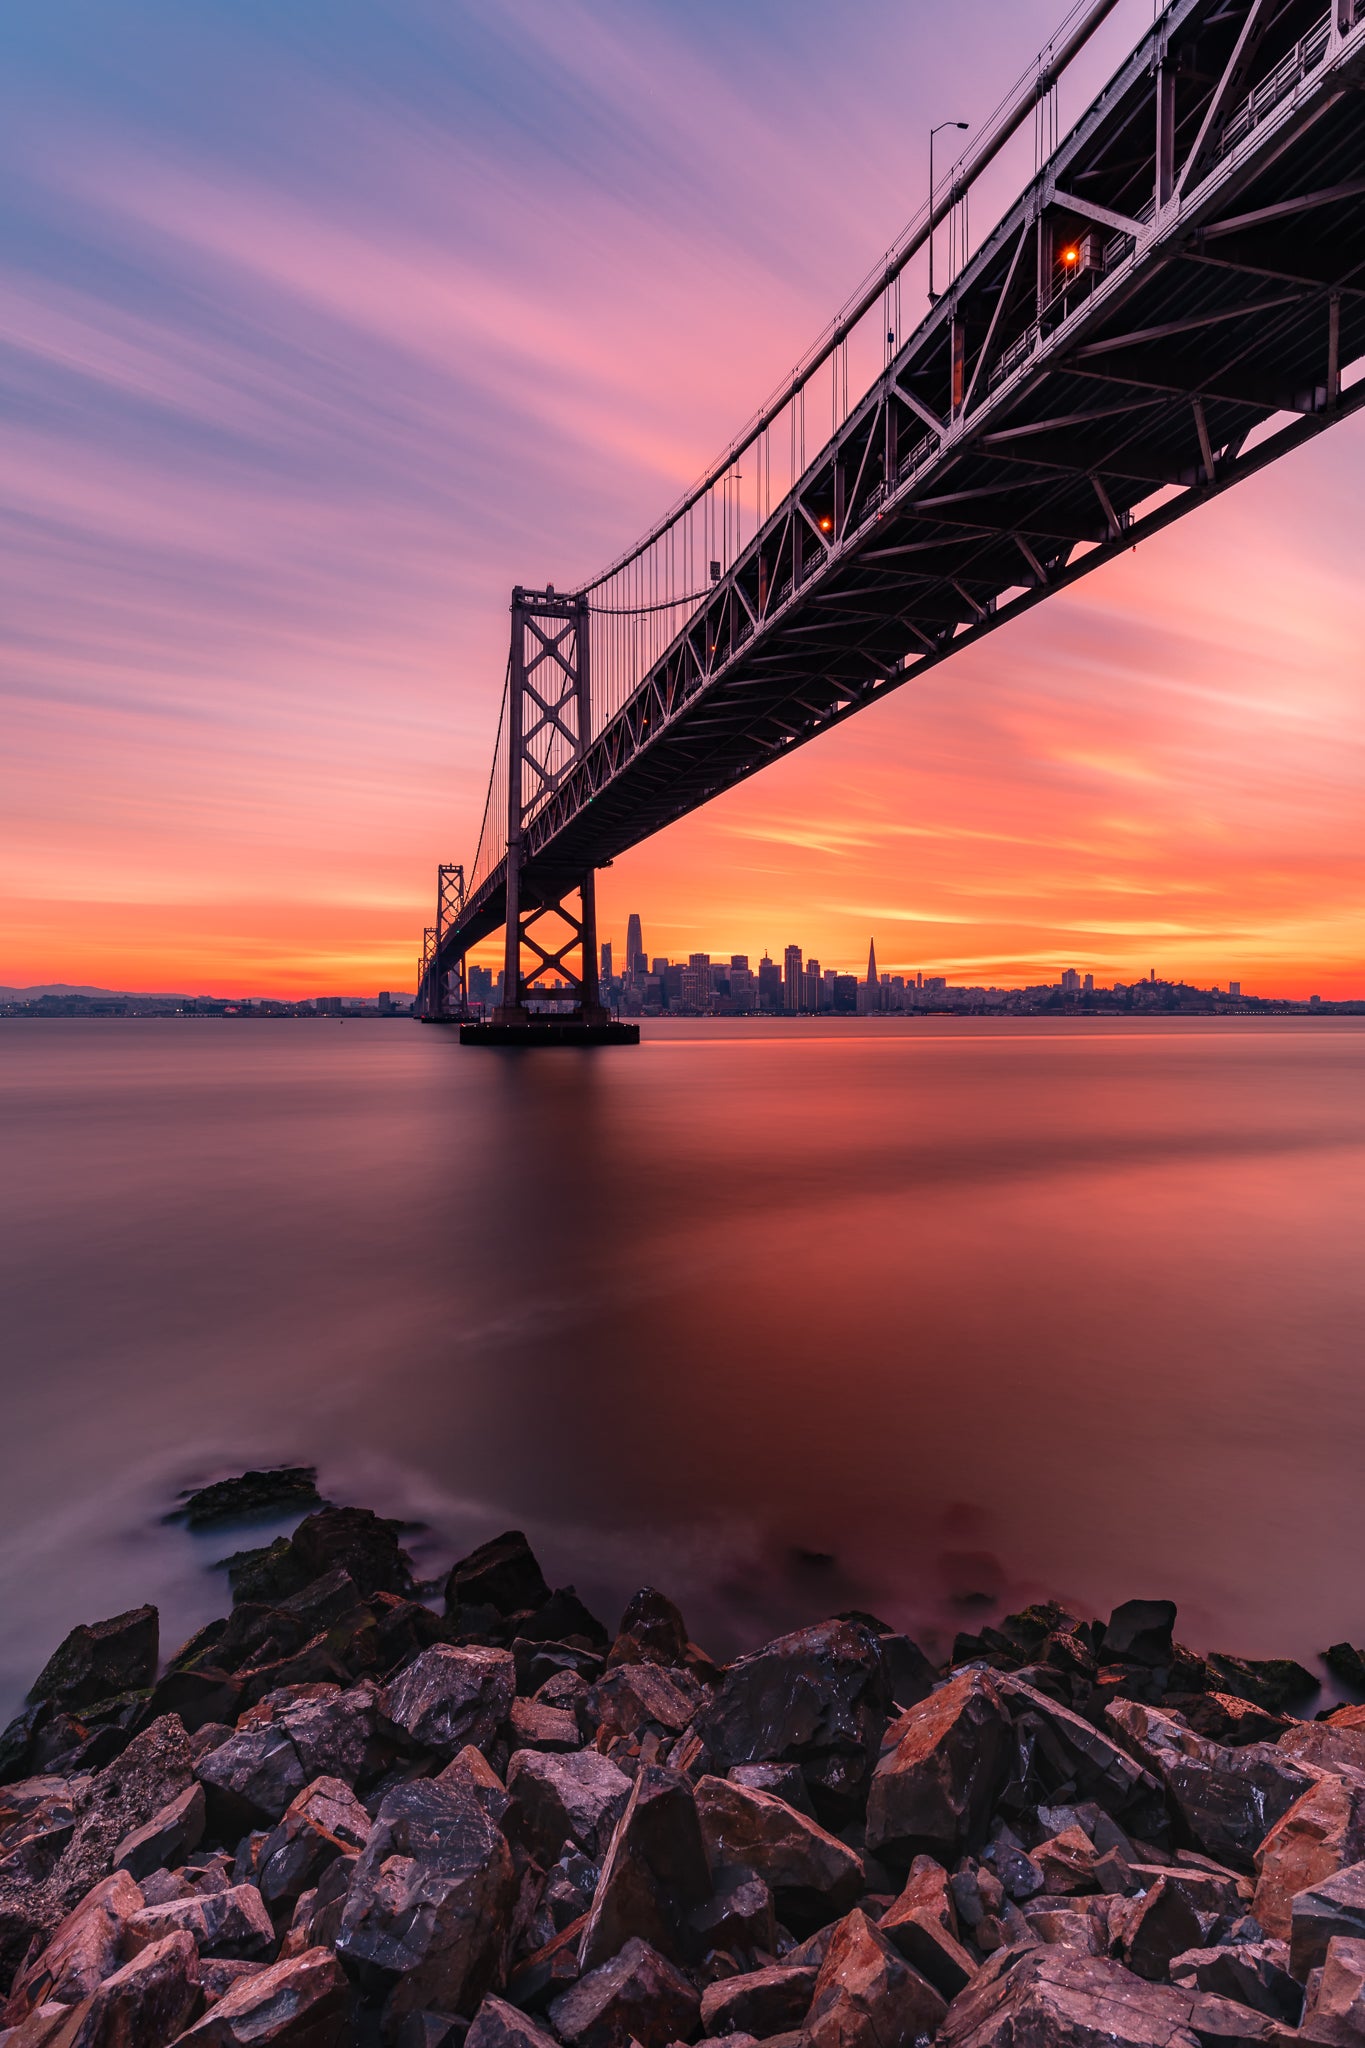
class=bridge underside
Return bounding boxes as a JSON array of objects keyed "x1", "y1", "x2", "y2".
[{"x1": 434, "y1": 0, "x2": 1365, "y2": 980}]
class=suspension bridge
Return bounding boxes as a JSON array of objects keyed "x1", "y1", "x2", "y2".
[{"x1": 417, "y1": 0, "x2": 1365, "y2": 1042}]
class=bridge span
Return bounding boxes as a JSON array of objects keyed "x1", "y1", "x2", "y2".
[{"x1": 419, "y1": 0, "x2": 1365, "y2": 1030}]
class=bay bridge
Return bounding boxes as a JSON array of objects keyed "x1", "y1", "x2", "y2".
[{"x1": 418, "y1": 0, "x2": 1365, "y2": 1041}]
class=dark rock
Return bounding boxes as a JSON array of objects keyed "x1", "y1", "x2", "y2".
[
  {"x1": 549, "y1": 1935, "x2": 701, "y2": 2048},
  {"x1": 227, "y1": 1508, "x2": 413, "y2": 1606},
  {"x1": 586, "y1": 1666, "x2": 701, "y2": 1744},
  {"x1": 1292, "y1": 1863, "x2": 1365, "y2": 1980},
  {"x1": 145, "y1": 1667, "x2": 244, "y2": 1738},
  {"x1": 1120, "y1": 1872, "x2": 1241, "y2": 1981},
  {"x1": 865, "y1": 1671, "x2": 1010, "y2": 1865},
  {"x1": 687, "y1": 1865, "x2": 776, "y2": 1958},
  {"x1": 335, "y1": 1777, "x2": 516, "y2": 2027},
  {"x1": 509, "y1": 1591, "x2": 608, "y2": 1651},
  {"x1": 125, "y1": 1881, "x2": 274, "y2": 1961},
  {"x1": 879, "y1": 1865, "x2": 977, "y2": 1999},
  {"x1": 606, "y1": 1591, "x2": 689, "y2": 1672},
  {"x1": 5, "y1": 1870, "x2": 145, "y2": 2020},
  {"x1": 112, "y1": 1783, "x2": 206, "y2": 1880},
  {"x1": 695, "y1": 1775, "x2": 863, "y2": 1935},
  {"x1": 27, "y1": 1609, "x2": 159, "y2": 1713},
  {"x1": 196, "y1": 1684, "x2": 376, "y2": 1835},
  {"x1": 513, "y1": 1643, "x2": 601, "y2": 1698},
  {"x1": 875, "y1": 1636, "x2": 937, "y2": 1713},
  {"x1": 446, "y1": 1534, "x2": 551, "y2": 1621},
  {"x1": 505, "y1": 1750, "x2": 631, "y2": 1867},
  {"x1": 1166, "y1": 1697, "x2": 1293, "y2": 1748},
  {"x1": 938, "y1": 1945, "x2": 1215, "y2": 2048},
  {"x1": 693, "y1": 1621, "x2": 890, "y2": 1825},
  {"x1": 1105, "y1": 1603, "x2": 1179, "y2": 1670},
  {"x1": 169, "y1": 1469, "x2": 323, "y2": 1529},
  {"x1": 436, "y1": 1747, "x2": 512, "y2": 1829},
  {"x1": 170, "y1": 1943, "x2": 352, "y2": 2044},
  {"x1": 982, "y1": 1836, "x2": 1045, "y2": 1903},
  {"x1": 1034, "y1": 1827, "x2": 1102, "y2": 1895},
  {"x1": 505, "y1": 1915, "x2": 587, "y2": 2012},
  {"x1": 1168, "y1": 1943, "x2": 1304, "y2": 2024},
  {"x1": 1326, "y1": 1648, "x2": 1365, "y2": 1694},
  {"x1": 1106, "y1": 1702, "x2": 1314, "y2": 1873},
  {"x1": 726, "y1": 1766, "x2": 814, "y2": 1819},
  {"x1": 1204, "y1": 1657, "x2": 1319, "y2": 1716},
  {"x1": 49, "y1": 1926, "x2": 201, "y2": 2046},
  {"x1": 579, "y1": 1763, "x2": 711, "y2": 1969},
  {"x1": 504, "y1": 1701, "x2": 579, "y2": 1754},
  {"x1": 700, "y1": 1963, "x2": 817, "y2": 2036},
  {"x1": 1298, "y1": 1933, "x2": 1365, "y2": 2042},
  {"x1": 1252, "y1": 1773, "x2": 1365, "y2": 1941},
  {"x1": 393, "y1": 2014, "x2": 468, "y2": 2048},
  {"x1": 995, "y1": 1675, "x2": 1163, "y2": 1826},
  {"x1": 804, "y1": 1906, "x2": 946, "y2": 2048},
  {"x1": 200, "y1": 1958, "x2": 267, "y2": 2007},
  {"x1": 380, "y1": 1647, "x2": 515, "y2": 1757},
  {"x1": 466, "y1": 1992, "x2": 559, "y2": 2048},
  {"x1": 257, "y1": 1775, "x2": 370, "y2": 1907}
]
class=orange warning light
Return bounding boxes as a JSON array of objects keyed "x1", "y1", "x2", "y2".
[
  {"x1": 819, "y1": 516, "x2": 833, "y2": 531},
  {"x1": 1063, "y1": 246, "x2": 1080, "y2": 266}
]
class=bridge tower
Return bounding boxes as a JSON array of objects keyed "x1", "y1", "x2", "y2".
[{"x1": 494, "y1": 586, "x2": 608, "y2": 1029}]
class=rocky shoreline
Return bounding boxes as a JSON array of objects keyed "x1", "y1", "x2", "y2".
[{"x1": 5, "y1": 1498, "x2": 1365, "y2": 2048}]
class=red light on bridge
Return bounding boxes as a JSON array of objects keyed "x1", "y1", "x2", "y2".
[
  {"x1": 1062, "y1": 246, "x2": 1080, "y2": 266},
  {"x1": 819, "y1": 516, "x2": 833, "y2": 532}
]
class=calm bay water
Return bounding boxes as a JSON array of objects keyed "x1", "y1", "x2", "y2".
[{"x1": 2, "y1": 1014, "x2": 1363, "y2": 1721}]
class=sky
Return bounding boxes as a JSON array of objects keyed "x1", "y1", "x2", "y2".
[{"x1": 2, "y1": 0, "x2": 1362, "y2": 998}]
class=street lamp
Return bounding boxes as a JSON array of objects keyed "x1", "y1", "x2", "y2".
[{"x1": 928, "y1": 120, "x2": 969, "y2": 303}]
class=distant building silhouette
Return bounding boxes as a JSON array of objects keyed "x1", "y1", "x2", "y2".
[
  {"x1": 783, "y1": 945, "x2": 802, "y2": 1012},
  {"x1": 600, "y1": 941, "x2": 612, "y2": 982},
  {"x1": 857, "y1": 938, "x2": 880, "y2": 1015},
  {"x1": 626, "y1": 913, "x2": 645, "y2": 975}
]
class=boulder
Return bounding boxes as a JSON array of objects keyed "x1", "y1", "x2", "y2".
[
  {"x1": 113, "y1": 1784, "x2": 206, "y2": 1880},
  {"x1": 5, "y1": 1871, "x2": 145, "y2": 2019},
  {"x1": 804, "y1": 1907, "x2": 946, "y2": 2048},
  {"x1": 994, "y1": 1676, "x2": 1161, "y2": 1823},
  {"x1": 585, "y1": 1666, "x2": 701, "y2": 1744},
  {"x1": 1203, "y1": 1657, "x2": 1318, "y2": 1716},
  {"x1": 505, "y1": 1750, "x2": 631, "y2": 1867},
  {"x1": 549, "y1": 1935, "x2": 700, "y2": 2048},
  {"x1": 695, "y1": 1776, "x2": 863, "y2": 1934},
  {"x1": 196, "y1": 1686, "x2": 375, "y2": 1834},
  {"x1": 938, "y1": 1945, "x2": 1207, "y2": 2048},
  {"x1": 687, "y1": 1865, "x2": 776, "y2": 1958},
  {"x1": 257, "y1": 1776, "x2": 370, "y2": 1907},
  {"x1": 446, "y1": 1533, "x2": 551, "y2": 1621},
  {"x1": 42, "y1": 1927, "x2": 201, "y2": 2045},
  {"x1": 510, "y1": 1592, "x2": 607, "y2": 1652},
  {"x1": 1280, "y1": 1726, "x2": 1365, "y2": 1778},
  {"x1": 437, "y1": 1747, "x2": 512, "y2": 1828},
  {"x1": 700, "y1": 1964, "x2": 817, "y2": 2037},
  {"x1": 1105, "y1": 1702, "x2": 1314, "y2": 1873},
  {"x1": 27, "y1": 1609, "x2": 159, "y2": 1714},
  {"x1": 726, "y1": 1765, "x2": 813, "y2": 1818},
  {"x1": 124, "y1": 1883, "x2": 275, "y2": 1961},
  {"x1": 1292, "y1": 1864, "x2": 1365, "y2": 1980},
  {"x1": 1168, "y1": 1943, "x2": 1303, "y2": 2024},
  {"x1": 1120, "y1": 1873, "x2": 1240, "y2": 1982},
  {"x1": 504, "y1": 1701, "x2": 579, "y2": 1754},
  {"x1": 865, "y1": 1672, "x2": 1010, "y2": 1865},
  {"x1": 335, "y1": 1777, "x2": 516, "y2": 2026},
  {"x1": 381, "y1": 1648, "x2": 516, "y2": 1757},
  {"x1": 230, "y1": 1507, "x2": 413, "y2": 1605},
  {"x1": 1034, "y1": 1828, "x2": 1102, "y2": 1894},
  {"x1": 1300, "y1": 1934, "x2": 1365, "y2": 2043},
  {"x1": 1253, "y1": 1774, "x2": 1365, "y2": 1940},
  {"x1": 692, "y1": 1621, "x2": 890, "y2": 1823},
  {"x1": 466, "y1": 1993, "x2": 560, "y2": 2048},
  {"x1": 1104, "y1": 1603, "x2": 1178, "y2": 1669},
  {"x1": 168, "y1": 1469, "x2": 322, "y2": 1528},
  {"x1": 199, "y1": 1959, "x2": 267, "y2": 2007},
  {"x1": 168, "y1": 1944, "x2": 351, "y2": 2044},
  {"x1": 579, "y1": 1764, "x2": 711, "y2": 1969},
  {"x1": 605, "y1": 1590, "x2": 690, "y2": 1672}
]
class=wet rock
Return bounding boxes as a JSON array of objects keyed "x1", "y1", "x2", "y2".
[
  {"x1": 585, "y1": 1667, "x2": 701, "y2": 1745},
  {"x1": 436, "y1": 1749, "x2": 511, "y2": 1830},
  {"x1": 606, "y1": 1591, "x2": 689, "y2": 1672},
  {"x1": 1253, "y1": 1774, "x2": 1365, "y2": 1941},
  {"x1": 196, "y1": 1686, "x2": 375, "y2": 1835},
  {"x1": 1120, "y1": 1872, "x2": 1240, "y2": 1981},
  {"x1": 1105, "y1": 1603, "x2": 1179, "y2": 1670},
  {"x1": 1292, "y1": 1864, "x2": 1365, "y2": 1980},
  {"x1": 804, "y1": 1906, "x2": 946, "y2": 2048},
  {"x1": 510, "y1": 1592, "x2": 608, "y2": 1652},
  {"x1": 1168, "y1": 1943, "x2": 1304, "y2": 2024},
  {"x1": 994, "y1": 1675, "x2": 1161, "y2": 1824},
  {"x1": 170, "y1": 1944, "x2": 352, "y2": 2044},
  {"x1": 865, "y1": 1672, "x2": 1010, "y2": 1865},
  {"x1": 335, "y1": 1776, "x2": 515, "y2": 2027},
  {"x1": 505, "y1": 1915, "x2": 587, "y2": 2013},
  {"x1": 939, "y1": 1944, "x2": 1213, "y2": 2048},
  {"x1": 505, "y1": 1751, "x2": 631, "y2": 1867},
  {"x1": 466, "y1": 1992, "x2": 559, "y2": 2048},
  {"x1": 446, "y1": 1534, "x2": 551, "y2": 1622},
  {"x1": 26, "y1": 1610, "x2": 159, "y2": 1717},
  {"x1": 1203, "y1": 1658, "x2": 1318, "y2": 1717},
  {"x1": 700, "y1": 1963, "x2": 817, "y2": 2037},
  {"x1": 228, "y1": 1508, "x2": 413, "y2": 1606},
  {"x1": 1105, "y1": 1702, "x2": 1314, "y2": 1873},
  {"x1": 169, "y1": 1469, "x2": 323, "y2": 1529},
  {"x1": 1034, "y1": 1827, "x2": 1101, "y2": 1895},
  {"x1": 5, "y1": 1871, "x2": 145, "y2": 2020},
  {"x1": 1166, "y1": 1697, "x2": 1293, "y2": 1749},
  {"x1": 726, "y1": 1767, "x2": 813, "y2": 1819},
  {"x1": 515, "y1": 1645, "x2": 600, "y2": 1699},
  {"x1": 504, "y1": 1702, "x2": 579, "y2": 1755},
  {"x1": 1280, "y1": 1726, "x2": 1365, "y2": 1778},
  {"x1": 879, "y1": 1865, "x2": 977, "y2": 1998},
  {"x1": 1299, "y1": 1934, "x2": 1365, "y2": 2043},
  {"x1": 687, "y1": 1865, "x2": 776, "y2": 1958},
  {"x1": 549, "y1": 1935, "x2": 700, "y2": 2048},
  {"x1": 693, "y1": 1621, "x2": 890, "y2": 1825},
  {"x1": 695, "y1": 1776, "x2": 863, "y2": 1935},
  {"x1": 199, "y1": 1958, "x2": 268, "y2": 2006},
  {"x1": 112, "y1": 1784, "x2": 206, "y2": 1880},
  {"x1": 45, "y1": 1927, "x2": 201, "y2": 2047},
  {"x1": 579, "y1": 1764, "x2": 711, "y2": 1969},
  {"x1": 381, "y1": 1648, "x2": 516, "y2": 1757},
  {"x1": 257, "y1": 1776, "x2": 370, "y2": 1908},
  {"x1": 125, "y1": 1882, "x2": 275, "y2": 1961}
]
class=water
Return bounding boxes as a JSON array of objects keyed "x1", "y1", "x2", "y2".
[{"x1": 2, "y1": 1015, "x2": 1364, "y2": 1723}]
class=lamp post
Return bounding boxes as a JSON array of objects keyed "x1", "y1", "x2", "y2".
[{"x1": 928, "y1": 120, "x2": 969, "y2": 303}]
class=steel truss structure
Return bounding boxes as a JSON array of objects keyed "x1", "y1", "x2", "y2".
[{"x1": 419, "y1": 0, "x2": 1365, "y2": 1011}]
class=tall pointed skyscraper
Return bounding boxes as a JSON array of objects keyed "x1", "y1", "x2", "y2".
[
  {"x1": 626, "y1": 913, "x2": 645, "y2": 976},
  {"x1": 866, "y1": 937, "x2": 877, "y2": 985},
  {"x1": 858, "y1": 937, "x2": 881, "y2": 1015}
]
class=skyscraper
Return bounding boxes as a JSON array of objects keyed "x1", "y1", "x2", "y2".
[
  {"x1": 857, "y1": 938, "x2": 881, "y2": 1015},
  {"x1": 626, "y1": 913, "x2": 645, "y2": 976},
  {"x1": 601, "y1": 941, "x2": 613, "y2": 981},
  {"x1": 783, "y1": 945, "x2": 803, "y2": 1011}
]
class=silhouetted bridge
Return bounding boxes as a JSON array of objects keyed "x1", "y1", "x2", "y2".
[{"x1": 419, "y1": 0, "x2": 1365, "y2": 1033}]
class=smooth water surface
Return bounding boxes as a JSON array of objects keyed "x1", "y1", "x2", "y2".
[{"x1": 2, "y1": 1015, "x2": 1363, "y2": 1718}]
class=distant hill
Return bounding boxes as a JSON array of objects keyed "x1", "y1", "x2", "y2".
[{"x1": 0, "y1": 983, "x2": 191, "y2": 1000}]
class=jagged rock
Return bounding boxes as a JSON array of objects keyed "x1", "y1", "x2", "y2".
[
  {"x1": 5, "y1": 1871, "x2": 145, "y2": 2020},
  {"x1": 693, "y1": 1621, "x2": 890, "y2": 1824},
  {"x1": 878, "y1": 1858, "x2": 976, "y2": 1995},
  {"x1": 1167, "y1": 1697, "x2": 1293, "y2": 1749},
  {"x1": 687, "y1": 1865, "x2": 776, "y2": 1958},
  {"x1": 1292, "y1": 1864, "x2": 1365, "y2": 1980},
  {"x1": 517, "y1": 1646, "x2": 599, "y2": 1699},
  {"x1": 446, "y1": 1534, "x2": 551, "y2": 1621},
  {"x1": 257, "y1": 1776, "x2": 370, "y2": 1907},
  {"x1": 1034, "y1": 1827, "x2": 1101, "y2": 1894},
  {"x1": 381, "y1": 1648, "x2": 516, "y2": 1756},
  {"x1": 437, "y1": 1748, "x2": 511, "y2": 1829},
  {"x1": 511, "y1": 1592, "x2": 608, "y2": 1651},
  {"x1": 865, "y1": 1671, "x2": 1010, "y2": 1865},
  {"x1": 335, "y1": 1777, "x2": 515, "y2": 2028},
  {"x1": 1299, "y1": 1934, "x2": 1365, "y2": 2043},
  {"x1": 1105, "y1": 1603, "x2": 1179, "y2": 1670},
  {"x1": 504, "y1": 1702, "x2": 579, "y2": 1754},
  {"x1": 0, "y1": 1776, "x2": 86, "y2": 1891},
  {"x1": 1280, "y1": 1726, "x2": 1365, "y2": 1777},
  {"x1": 994, "y1": 1675, "x2": 1161, "y2": 1823},
  {"x1": 700, "y1": 1964, "x2": 817, "y2": 2037},
  {"x1": 169, "y1": 1469, "x2": 323, "y2": 1529},
  {"x1": 1203, "y1": 1657, "x2": 1318, "y2": 1716},
  {"x1": 505, "y1": 1750, "x2": 631, "y2": 1867},
  {"x1": 170, "y1": 1944, "x2": 351, "y2": 2044},
  {"x1": 726, "y1": 1766, "x2": 813, "y2": 1818},
  {"x1": 113, "y1": 1783, "x2": 206, "y2": 1880},
  {"x1": 606, "y1": 1591, "x2": 689, "y2": 1672},
  {"x1": 982, "y1": 1837, "x2": 1045, "y2": 1903},
  {"x1": 1169, "y1": 1943, "x2": 1304, "y2": 2024},
  {"x1": 585, "y1": 1666, "x2": 701, "y2": 1744},
  {"x1": 1120, "y1": 1871, "x2": 1240, "y2": 1981},
  {"x1": 27, "y1": 1610, "x2": 159, "y2": 1714},
  {"x1": 227, "y1": 1508, "x2": 413, "y2": 1606},
  {"x1": 466, "y1": 1992, "x2": 560, "y2": 2048},
  {"x1": 549, "y1": 1935, "x2": 700, "y2": 2048},
  {"x1": 939, "y1": 1944, "x2": 1227, "y2": 2048},
  {"x1": 1105, "y1": 1702, "x2": 1314, "y2": 1872},
  {"x1": 125, "y1": 1882, "x2": 275, "y2": 1960},
  {"x1": 42, "y1": 1926, "x2": 200, "y2": 2046},
  {"x1": 804, "y1": 1906, "x2": 946, "y2": 2048},
  {"x1": 579, "y1": 1763, "x2": 710, "y2": 1969},
  {"x1": 695, "y1": 1776, "x2": 863, "y2": 1934},
  {"x1": 200, "y1": 1959, "x2": 267, "y2": 2006},
  {"x1": 505, "y1": 1915, "x2": 586, "y2": 2012},
  {"x1": 195, "y1": 1685, "x2": 375, "y2": 1834},
  {"x1": 1253, "y1": 1774, "x2": 1365, "y2": 1940}
]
